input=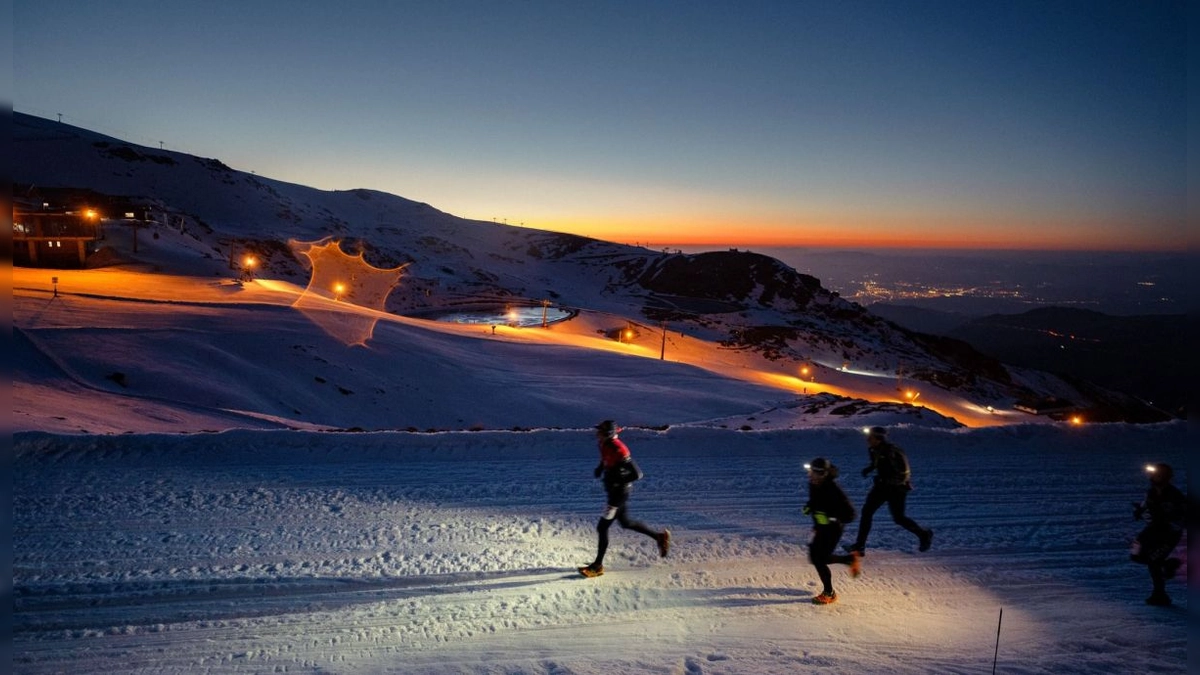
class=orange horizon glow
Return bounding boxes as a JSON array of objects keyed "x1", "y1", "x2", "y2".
[{"x1": 511, "y1": 215, "x2": 1189, "y2": 252}]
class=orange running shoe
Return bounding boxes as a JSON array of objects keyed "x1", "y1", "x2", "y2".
[
  {"x1": 812, "y1": 591, "x2": 838, "y2": 605},
  {"x1": 578, "y1": 564, "x2": 604, "y2": 578}
]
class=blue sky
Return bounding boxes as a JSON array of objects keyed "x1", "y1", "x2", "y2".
[{"x1": 13, "y1": 1, "x2": 1189, "y2": 250}]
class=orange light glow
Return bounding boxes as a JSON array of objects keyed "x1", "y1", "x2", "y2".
[
  {"x1": 243, "y1": 255, "x2": 258, "y2": 268},
  {"x1": 529, "y1": 213, "x2": 1188, "y2": 252},
  {"x1": 1070, "y1": 415, "x2": 1084, "y2": 425},
  {"x1": 84, "y1": 209, "x2": 99, "y2": 220}
]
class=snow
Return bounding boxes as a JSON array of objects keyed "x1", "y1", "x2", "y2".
[
  {"x1": 11, "y1": 265, "x2": 1192, "y2": 674},
  {"x1": 12, "y1": 267, "x2": 1021, "y2": 434},
  {"x1": 12, "y1": 425, "x2": 1192, "y2": 673}
]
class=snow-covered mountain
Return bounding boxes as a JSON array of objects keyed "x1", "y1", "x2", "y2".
[
  {"x1": 11, "y1": 117, "x2": 1188, "y2": 675},
  {"x1": 12, "y1": 112, "x2": 1160, "y2": 431}
]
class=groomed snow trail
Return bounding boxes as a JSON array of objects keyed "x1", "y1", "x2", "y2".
[{"x1": 14, "y1": 424, "x2": 1189, "y2": 674}]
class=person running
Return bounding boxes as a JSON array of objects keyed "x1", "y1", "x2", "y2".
[
  {"x1": 579, "y1": 420, "x2": 670, "y2": 577},
  {"x1": 847, "y1": 426, "x2": 933, "y2": 555},
  {"x1": 1131, "y1": 462, "x2": 1186, "y2": 606},
  {"x1": 804, "y1": 457, "x2": 861, "y2": 605}
]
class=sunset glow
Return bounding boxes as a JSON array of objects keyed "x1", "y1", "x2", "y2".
[
  {"x1": 14, "y1": 2, "x2": 1185, "y2": 253},
  {"x1": 525, "y1": 213, "x2": 1188, "y2": 251}
]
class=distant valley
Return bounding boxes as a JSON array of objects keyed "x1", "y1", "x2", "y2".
[{"x1": 871, "y1": 304, "x2": 1188, "y2": 416}]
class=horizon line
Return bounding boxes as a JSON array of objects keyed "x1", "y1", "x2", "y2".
[{"x1": 645, "y1": 242, "x2": 1193, "y2": 254}]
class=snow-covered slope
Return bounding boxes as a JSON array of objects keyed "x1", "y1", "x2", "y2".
[
  {"x1": 12, "y1": 266, "x2": 963, "y2": 433},
  {"x1": 14, "y1": 112, "x2": 1157, "y2": 431},
  {"x1": 13, "y1": 423, "x2": 1190, "y2": 674},
  {"x1": 11, "y1": 115, "x2": 1188, "y2": 675}
]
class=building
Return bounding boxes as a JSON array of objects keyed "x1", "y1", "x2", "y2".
[
  {"x1": 13, "y1": 209, "x2": 102, "y2": 268},
  {"x1": 13, "y1": 185, "x2": 150, "y2": 268}
]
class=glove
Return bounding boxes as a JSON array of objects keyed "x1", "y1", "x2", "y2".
[
  {"x1": 861, "y1": 467, "x2": 872, "y2": 478},
  {"x1": 813, "y1": 512, "x2": 830, "y2": 526},
  {"x1": 802, "y1": 505, "x2": 812, "y2": 515},
  {"x1": 594, "y1": 465, "x2": 603, "y2": 479}
]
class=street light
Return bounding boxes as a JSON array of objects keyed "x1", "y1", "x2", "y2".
[
  {"x1": 334, "y1": 282, "x2": 346, "y2": 301},
  {"x1": 242, "y1": 254, "x2": 257, "y2": 281}
]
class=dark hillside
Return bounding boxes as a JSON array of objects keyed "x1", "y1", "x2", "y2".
[{"x1": 948, "y1": 307, "x2": 1188, "y2": 415}]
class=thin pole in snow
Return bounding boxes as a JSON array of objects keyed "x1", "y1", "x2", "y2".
[{"x1": 992, "y1": 606, "x2": 1003, "y2": 675}]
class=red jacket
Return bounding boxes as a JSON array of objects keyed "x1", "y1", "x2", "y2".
[
  {"x1": 598, "y1": 437, "x2": 631, "y2": 468},
  {"x1": 596, "y1": 437, "x2": 642, "y2": 490}
]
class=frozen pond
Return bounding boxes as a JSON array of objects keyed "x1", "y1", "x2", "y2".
[{"x1": 427, "y1": 305, "x2": 575, "y2": 327}]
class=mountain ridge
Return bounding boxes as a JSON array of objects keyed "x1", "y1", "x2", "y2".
[{"x1": 13, "y1": 111, "x2": 1168, "y2": 428}]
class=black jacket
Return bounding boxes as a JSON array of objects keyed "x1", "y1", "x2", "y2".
[
  {"x1": 1136, "y1": 482, "x2": 1187, "y2": 531},
  {"x1": 805, "y1": 479, "x2": 856, "y2": 528},
  {"x1": 863, "y1": 440, "x2": 912, "y2": 488}
]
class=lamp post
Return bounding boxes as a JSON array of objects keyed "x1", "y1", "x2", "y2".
[{"x1": 242, "y1": 254, "x2": 257, "y2": 281}]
